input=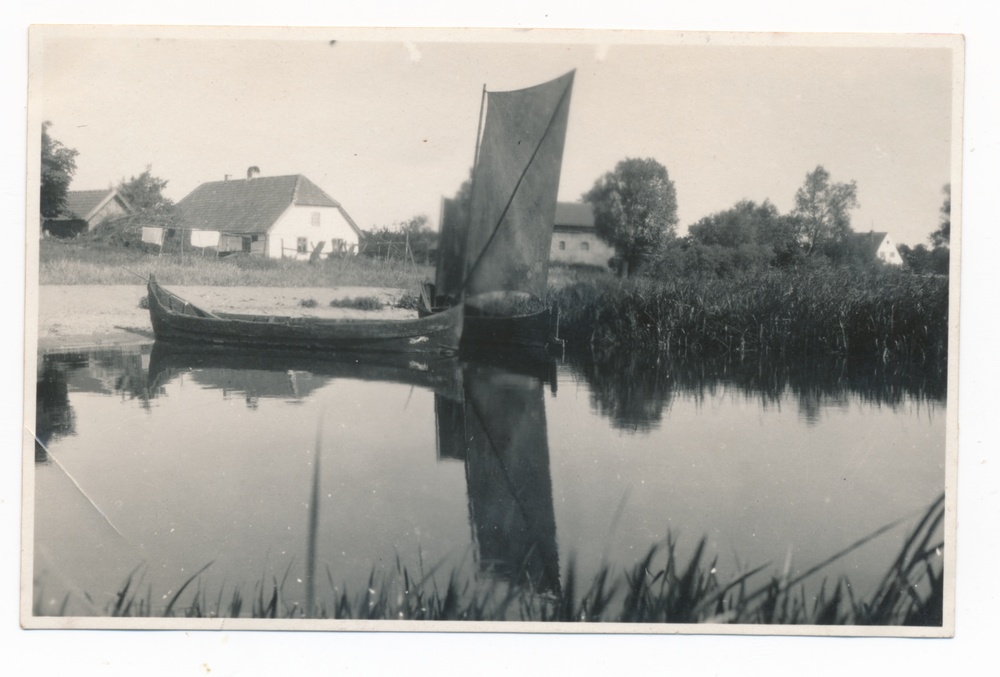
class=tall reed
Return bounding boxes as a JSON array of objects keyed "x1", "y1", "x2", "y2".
[
  {"x1": 551, "y1": 268, "x2": 949, "y2": 367},
  {"x1": 35, "y1": 494, "x2": 944, "y2": 625}
]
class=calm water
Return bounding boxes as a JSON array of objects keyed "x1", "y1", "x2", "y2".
[{"x1": 33, "y1": 344, "x2": 946, "y2": 617}]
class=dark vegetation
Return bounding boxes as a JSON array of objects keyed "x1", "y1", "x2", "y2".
[
  {"x1": 573, "y1": 347, "x2": 946, "y2": 433},
  {"x1": 40, "y1": 122, "x2": 79, "y2": 218},
  {"x1": 328, "y1": 296, "x2": 383, "y2": 311},
  {"x1": 358, "y1": 214, "x2": 438, "y2": 265},
  {"x1": 34, "y1": 494, "x2": 943, "y2": 624},
  {"x1": 552, "y1": 267, "x2": 948, "y2": 367}
]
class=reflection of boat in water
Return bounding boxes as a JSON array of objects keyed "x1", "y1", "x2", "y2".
[
  {"x1": 147, "y1": 340, "x2": 464, "y2": 403},
  {"x1": 420, "y1": 71, "x2": 574, "y2": 351},
  {"x1": 147, "y1": 275, "x2": 464, "y2": 355},
  {"x1": 436, "y1": 355, "x2": 560, "y2": 593}
]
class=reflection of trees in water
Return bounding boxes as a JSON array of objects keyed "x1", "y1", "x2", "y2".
[
  {"x1": 572, "y1": 354, "x2": 677, "y2": 433},
  {"x1": 35, "y1": 359, "x2": 75, "y2": 462},
  {"x1": 35, "y1": 349, "x2": 154, "y2": 462},
  {"x1": 572, "y1": 350, "x2": 947, "y2": 431}
]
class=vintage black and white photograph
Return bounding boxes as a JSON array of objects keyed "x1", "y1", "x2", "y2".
[{"x1": 22, "y1": 26, "x2": 961, "y2": 634}]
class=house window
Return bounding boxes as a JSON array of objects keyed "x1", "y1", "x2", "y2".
[
  {"x1": 312, "y1": 212, "x2": 321, "y2": 227},
  {"x1": 332, "y1": 238, "x2": 345, "y2": 253},
  {"x1": 558, "y1": 241, "x2": 565, "y2": 250},
  {"x1": 581, "y1": 241, "x2": 590, "y2": 251},
  {"x1": 889, "y1": 251, "x2": 896, "y2": 259},
  {"x1": 297, "y1": 237, "x2": 308, "y2": 254},
  {"x1": 242, "y1": 237, "x2": 251, "y2": 253},
  {"x1": 879, "y1": 252, "x2": 886, "y2": 260}
]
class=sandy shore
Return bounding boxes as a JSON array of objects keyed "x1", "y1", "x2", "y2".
[{"x1": 35, "y1": 284, "x2": 416, "y2": 352}]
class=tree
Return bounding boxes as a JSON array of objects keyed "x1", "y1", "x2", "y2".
[
  {"x1": 583, "y1": 157, "x2": 678, "y2": 277},
  {"x1": 40, "y1": 122, "x2": 79, "y2": 218},
  {"x1": 118, "y1": 165, "x2": 173, "y2": 213},
  {"x1": 929, "y1": 183, "x2": 950, "y2": 248},
  {"x1": 791, "y1": 165, "x2": 859, "y2": 255}
]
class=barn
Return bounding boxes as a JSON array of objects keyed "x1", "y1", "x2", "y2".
[
  {"x1": 175, "y1": 171, "x2": 362, "y2": 260},
  {"x1": 549, "y1": 202, "x2": 615, "y2": 268},
  {"x1": 42, "y1": 188, "x2": 133, "y2": 238}
]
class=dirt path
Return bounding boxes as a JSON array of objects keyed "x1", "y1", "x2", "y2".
[{"x1": 35, "y1": 284, "x2": 415, "y2": 352}]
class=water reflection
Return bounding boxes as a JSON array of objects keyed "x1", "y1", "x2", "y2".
[
  {"x1": 436, "y1": 355, "x2": 560, "y2": 593},
  {"x1": 32, "y1": 343, "x2": 945, "y2": 615},
  {"x1": 572, "y1": 350, "x2": 946, "y2": 431},
  {"x1": 146, "y1": 342, "x2": 466, "y2": 405},
  {"x1": 35, "y1": 347, "x2": 155, "y2": 461}
]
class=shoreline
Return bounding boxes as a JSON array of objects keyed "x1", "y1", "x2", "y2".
[{"x1": 35, "y1": 284, "x2": 415, "y2": 353}]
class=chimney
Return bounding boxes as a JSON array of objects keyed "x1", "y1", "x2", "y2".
[
  {"x1": 247, "y1": 166, "x2": 260, "y2": 180},
  {"x1": 224, "y1": 174, "x2": 232, "y2": 182}
]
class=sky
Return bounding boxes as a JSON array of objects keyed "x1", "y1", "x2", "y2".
[{"x1": 34, "y1": 29, "x2": 955, "y2": 246}]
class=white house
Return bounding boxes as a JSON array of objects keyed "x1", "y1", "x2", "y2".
[
  {"x1": 549, "y1": 202, "x2": 616, "y2": 268},
  {"x1": 852, "y1": 231, "x2": 903, "y2": 266},
  {"x1": 175, "y1": 171, "x2": 362, "y2": 260},
  {"x1": 42, "y1": 188, "x2": 133, "y2": 238}
]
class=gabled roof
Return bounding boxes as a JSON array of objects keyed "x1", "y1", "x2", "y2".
[
  {"x1": 176, "y1": 174, "x2": 362, "y2": 236},
  {"x1": 56, "y1": 188, "x2": 130, "y2": 222},
  {"x1": 554, "y1": 202, "x2": 594, "y2": 230},
  {"x1": 851, "y1": 231, "x2": 890, "y2": 258}
]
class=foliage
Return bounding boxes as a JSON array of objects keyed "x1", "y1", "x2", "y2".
[
  {"x1": 40, "y1": 122, "x2": 79, "y2": 218},
  {"x1": 583, "y1": 157, "x2": 679, "y2": 277},
  {"x1": 360, "y1": 215, "x2": 437, "y2": 265},
  {"x1": 117, "y1": 165, "x2": 173, "y2": 213},
  {"x1": 676, "y1": 199, "x2": 805, "y2": 277},
  {"x1": 930, "y1": 184, "x2": 951, "y2": 249},
  {"x1": 328, "y1": 296, "x2": 383, "y2": 311},
  {"x1": 550, "y1": 267, "x2": 949, "y2": 366},
  {"x1": 792, "y1": 165, "x2": 860, "y2": 255},
  {"x1": 898, "y1": 243, "x2": 949, "y2": 276}
]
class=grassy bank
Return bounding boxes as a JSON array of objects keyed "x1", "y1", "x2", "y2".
[
  {"x1": 551, "y1": 267, "x2": 949, "y2": 366},
  {"x1": 34, "y1": 494, "x2": 943, "y2": 624},
  {"x1": 39, "y1": 239, "x2": 432, "y2": 289}
]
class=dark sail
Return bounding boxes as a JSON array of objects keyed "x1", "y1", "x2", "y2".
[
  {"x1": 462, "y1": 71, "x2": 575, "y2": 301},
  {"x1": 434, "y1": 196, "x2": 468, "y2": 302},
  {"x1": 435, "y1": 358, "x2": 560, "y2": 593}
]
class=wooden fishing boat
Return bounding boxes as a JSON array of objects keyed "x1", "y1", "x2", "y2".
[
  {"x1": 146, "y1": 275, "x2": 463, "y2": 354},
  {"x1": 419, "y1": 285, "x2": 560, "y2": 351},
  {"x1": 425, "y1": 71, "x2": 575, "y2": 351}
]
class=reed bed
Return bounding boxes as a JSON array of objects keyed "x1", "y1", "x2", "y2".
[
  {"x1": 39, "y1": 239, "x2": 432, "y2": 289},
  {"x1": 35, "y1": 495, "x2": 943, "y2": 625},
  {"x1": 551, "y1": 268, "x2": 949, "y2": 366}
]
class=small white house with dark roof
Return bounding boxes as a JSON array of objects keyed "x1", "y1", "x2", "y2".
[
  {"x1": 175, "y1": 171, "x2": 362, "y2": 260},
  {"x1": 549, "y1": 202, "x2": 616, "y2": 268},
  {"x1": 851, "y1": 230, "x2": 903, "y2": 266},
  {"x1": 42, "y1": 188, "x2": 133, "y2": 237}
]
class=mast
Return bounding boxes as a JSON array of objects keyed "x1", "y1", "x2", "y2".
[{"x1": 460, "y1": 84, "x2": 488, "y2": 302}]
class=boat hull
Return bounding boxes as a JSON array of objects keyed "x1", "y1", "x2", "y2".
[
  {"x1": 147, "y1": 276, "x2": 463, "y2": 354},
  {"x1": 418, "y1": 284, "x2": 560, "y2": 351}
]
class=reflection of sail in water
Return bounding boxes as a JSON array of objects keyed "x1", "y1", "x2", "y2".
[{"x1": 436, "y1": 359, "x2": 559, "y2": 593}]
